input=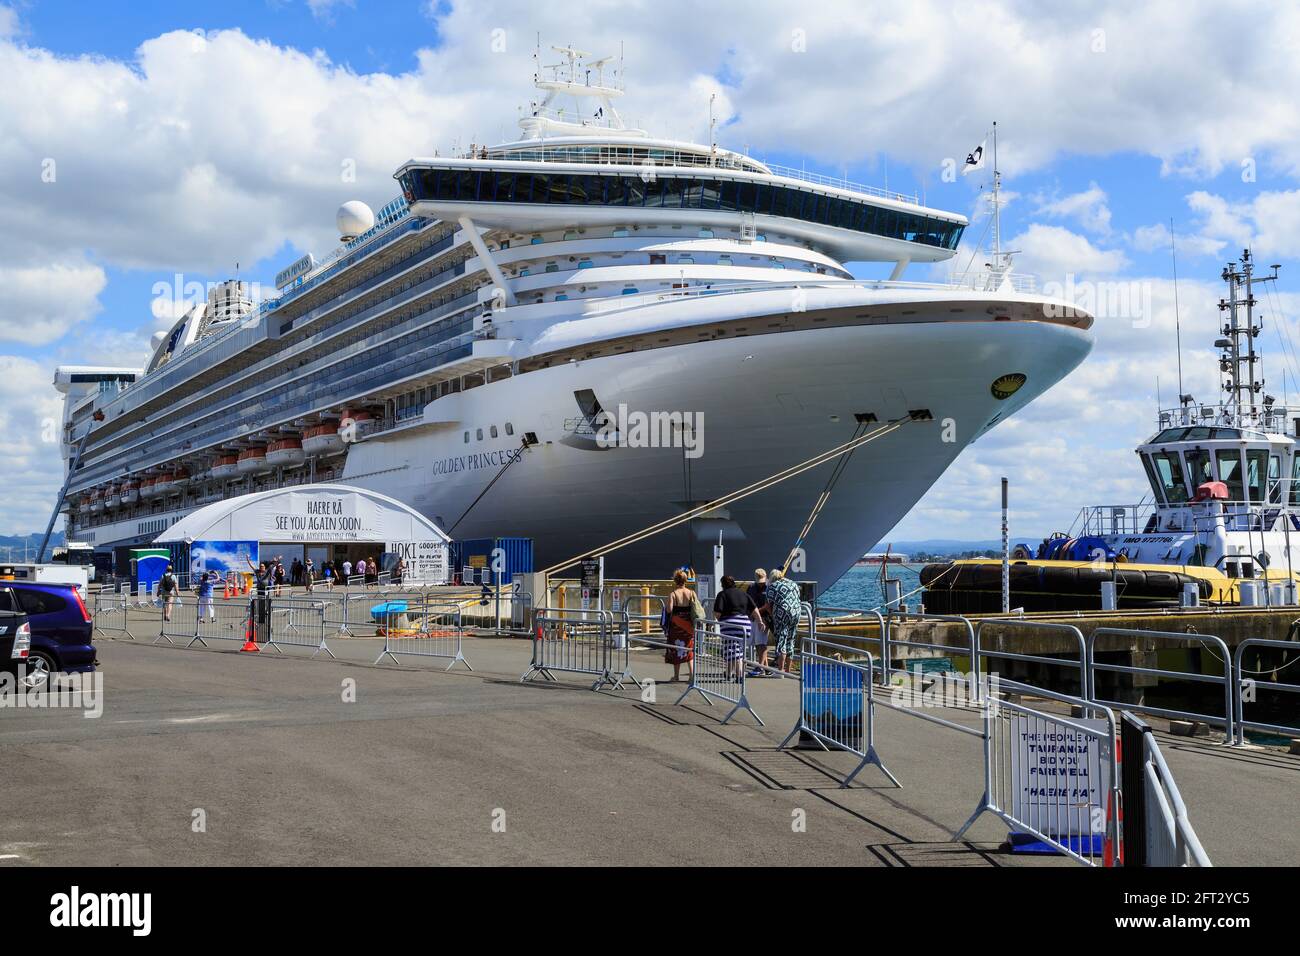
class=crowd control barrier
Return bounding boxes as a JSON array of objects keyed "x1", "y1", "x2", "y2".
[
  {"x1": 91, "y1": 590, "x2": 130, "y2": 639},
  {"x1": 521, "y1": 608, "x2": 634, "y2": 691},
  {"x1": 1232, "y1": 638, "x2": 1300, "y2": 745},
  {"x1": 1088, "y1": 627, "x2": 1235, "y2": 743},
  {"x1": 779, "y1": 635, "x2": 898, "y2": 787},
  {"x1": 675, "y1": 619, "x2": 762, "y2": 725},
  {"x1": 1120, "y1": 713, "x2": 1212, "y2": 867},
  {"x1": 374, "y1": 598, "x2": 471, "y2": 671},
  {"x1": 956, "y1": 680, "x2": 1121, "y2": 866},
  {"x1": 264, "y1": 597, "x2": 334, "y2": 658}
]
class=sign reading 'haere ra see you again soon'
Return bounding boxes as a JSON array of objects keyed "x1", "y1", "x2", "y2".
[{"x1": 262, "y1": 492, "x2": 384, "y2": 542}]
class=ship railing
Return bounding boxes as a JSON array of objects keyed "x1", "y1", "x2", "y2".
[
  {"x1": 759, "y1": 163, "x2": 920, "y2": 204},
  {"x1": 586, "y1": 275, "x2": 1043, "y2": 316},
  {"x1": 1156, "y1": 402, "x2": 1300, "y2": 434},
  {"x1": 1073, "y1": 503, "x2": 1159, "y2": 537}
]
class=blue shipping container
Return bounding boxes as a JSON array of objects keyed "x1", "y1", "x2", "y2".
[{"x1": 452, "y1": 538, "x2": 533, "y2": 585}]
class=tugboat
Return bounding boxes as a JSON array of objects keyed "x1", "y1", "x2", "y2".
[{"x1": 924, "y1": 250, "x2": 1300, "y2": 612}]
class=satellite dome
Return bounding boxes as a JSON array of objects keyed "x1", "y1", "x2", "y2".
[{"x1": 336, "y1": 201, "x2": 375, "y2": 241}]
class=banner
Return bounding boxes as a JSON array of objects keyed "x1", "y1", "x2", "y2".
[
  {"x1": 190, "y1": 540, "x2": 259, "y2": 577},
  {"x1": 386, "y1": 540, "x2": 450, "y2": 584},
  {"x1": 261, "y1": 491, "x2": 385, "y2": 542}
]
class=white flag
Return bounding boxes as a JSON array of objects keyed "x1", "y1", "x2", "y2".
[{"x1": 962, "y1": 140, "x2": 987, "y2": 175}]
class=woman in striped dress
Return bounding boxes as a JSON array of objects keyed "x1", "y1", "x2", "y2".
[{"x1": 713, "y1": 576, "x2": 760, "y2": 681}]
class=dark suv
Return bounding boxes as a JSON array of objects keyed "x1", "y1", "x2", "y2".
[
  {"x1": 5, "y1": 582, "x2": 96, "y2": 691},
  {"x1": 0, "y1": 586, "x2": 33, "y2": 685}
]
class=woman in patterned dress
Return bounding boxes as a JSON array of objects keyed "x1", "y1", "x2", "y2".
[{"x1": 766, "y1": 568, "x2": 803, "y2": 673}]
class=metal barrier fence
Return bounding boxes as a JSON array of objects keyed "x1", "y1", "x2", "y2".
[
  {"x1": 262, "y1": 597, "x2": 334, "y2": 658},
  {"x1": 193, "y1": 595, "x2": 256, "y2": 648},
  {"x1": 1121, "y1": 712, "x2": 1212, "y2": 867},
  {"x1": 675, "y1": 619, "x2": 762, "y2": 725},
  {"x1": 957, "y1": 680, "x2": 1121, "y2": 866},
  {"x1": 374, "y1": 597, "x2": 471, "y2": 671},
  {"x1": 521, "y1": 608, "x2": 634, "y2": 690},
  {"x1": 974, "y1": 619, "x2": 1088, "y2": 698},
  {"x1": 1233, "y1": 638, "x2": 1300, "y2": 744},
  {"x1": 1088, "y1": 627, "x2": 1235, "y2": 743},
  {"x1": 92, "y1": 590, "x2": 130, "y2": 639},
  {"x1": 779, "y1": 634, "x2": 898, "y2": 787}
]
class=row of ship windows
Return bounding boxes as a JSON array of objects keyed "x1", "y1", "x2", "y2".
[
  {"x1": 465, "y1": 423, "x2": 516, "y2": 443},
  {"x1": 508, "y1": 253, "x2": 841, "y2": 279},
  {"x1": 400, "y1": 168, "x2": 965, "y2": 250}
]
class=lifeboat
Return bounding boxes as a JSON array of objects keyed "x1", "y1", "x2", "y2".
[
  {"x1": 266, "y1": 436, "x2": 305, "y2": 468},
  {"x1": 153, "y1": 472, "x2": 176, "y2": 496},
  {"x1": 77, "y1": 493, "x2": 92, "y2": 513},
  {"x1": 237, "y1": 446, "x2": 270, "y2": 475},
  {"x1": 88, "y1": 489, "x2": 103, "y2": 513},
  {"x1": 210, "y1": 453, "x2": 240, "y2": 480},
  {"x1": 172, "y1": 467, "x2": 191, "y2": 489},
  {"x1": 303, "y1": 422, "x2": 346, "y2": 456},
  {"x1": 139, "y1": 476, "x2": 159, "y2": 499},
  {"x1": 121, "y1": 479, "x2": 139, "y2": 505},
  {"x1": 105, "y1": 484, "x2": 120, "y2": 508},
  {"x1": 339, "y1": 408, "x2": 375, "y2": 440}
]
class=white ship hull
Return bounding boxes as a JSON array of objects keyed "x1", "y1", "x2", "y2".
[{"x1": 342, "y1": 316, "x2": 1090, "y2": 583}]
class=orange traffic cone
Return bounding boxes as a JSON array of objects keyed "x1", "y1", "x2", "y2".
[{"x1": 241, "y1": 617, "x2": 260, "y2": 653}]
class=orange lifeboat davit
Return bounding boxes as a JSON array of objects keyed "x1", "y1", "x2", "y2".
[{"x1": 266, "y1": 436, "x2": 305, "y2": 468}]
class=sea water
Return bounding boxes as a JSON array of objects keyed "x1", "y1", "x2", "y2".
[{"x1": 819, "y1": 563, "x2": 924, "y2": 613}]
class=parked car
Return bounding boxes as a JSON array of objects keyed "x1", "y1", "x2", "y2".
[
  {"x1": 0, "y1": 586, "x2": 34, "y2": 686},
  {"x1": 5, "y1": 581, "x2": 96, "y2": 691}
]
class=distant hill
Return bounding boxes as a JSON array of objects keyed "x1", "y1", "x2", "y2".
[
  {"x1": 872, "y1": 537, "x2": 1046, "y2": 558},
  {"x1": 0, "y1": 531, "x2": 65, "y2": 558}
]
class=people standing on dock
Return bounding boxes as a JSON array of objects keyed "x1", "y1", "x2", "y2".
[
  {"x1": 664, "y1": 570, "x2": 703, "y2": 682},
  {"x1": 196, "y1": 571, "x2": 216, "y2": 622},
  {"x1": 158, "y1": 565, "x2": 178, "y2": 622},
  {"x1": 747, "y1": 569, "x2": 772, "y2": 675},
  {"x1": 766, "y1": 568, "x2": 802, "y2": 673},
  {"x1": 714, "y1": 575, "x2": 760, "y2": 681}
]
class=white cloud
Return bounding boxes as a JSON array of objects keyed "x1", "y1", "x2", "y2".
[
  {"x1": 1131, "y1": 221, "x2": 1225, "y2": 259},
  {"x1": 0, "y1": 356, "x2": 65, "y2": 535},
  {"x1": 0, "y1": 259, "x2": 107, "y2": 345},
  {"x1": 0, "y1": 5, "x2": 19, "y2": 40},
  {"x1": 1034, "y1": 184, "x2": 1112, "y2": 235},
  {"x1": 1004, "y1": 223, "x2": 1128, "y2": 282},
  {"x1": 1185, "y1": 189, "x2": 1300, "y2": 261}
]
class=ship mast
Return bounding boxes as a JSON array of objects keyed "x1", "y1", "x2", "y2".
[{"x1": 1217, "y1": 250, "x2": 1281, "y2": 422}]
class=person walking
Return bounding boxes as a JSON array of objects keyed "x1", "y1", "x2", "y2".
[
  {"x1": 322, "y1": 561, "x2": 334, "y2": 591},
  {"x1": 158, "y1": 564, "x2": 178, "y2": 622},
  {"x1": 393, "y1": 557, "x2": 406, "y2": 586},
  {"x1": 747, "y1": 569, "x2": 772, "y2": 675},
  {"x1": 766, "y1": 568, "x2": 803, "y2": 673},
  {"x1": 663, "y1": 570, "x2": 703, "y2": 683},
  {"x1": 713, "y1": 575, "x2": 760, "y2": 682},
  {"x1": 342, "y1": 558, "x2": 353, "y2": 584},
  {"x1": 303, "y1": 558, "x2": 315, "y2": 593},
  {"x1": 196, "y1": 571, "x2": 216, "y2": 623}
]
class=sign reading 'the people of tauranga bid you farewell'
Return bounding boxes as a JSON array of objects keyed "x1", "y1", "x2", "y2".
[{"x1": 261, "y1": 492, "x2": 384, "y2": 542}]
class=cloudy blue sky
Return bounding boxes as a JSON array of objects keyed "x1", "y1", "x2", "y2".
[{"x1": 2, "y1": 0, "x2": 1299, "y2": 543}]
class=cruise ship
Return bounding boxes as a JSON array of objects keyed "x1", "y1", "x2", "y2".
[{"x1": 54, "y1": 48, "x2": 1095, "y2": 586}]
